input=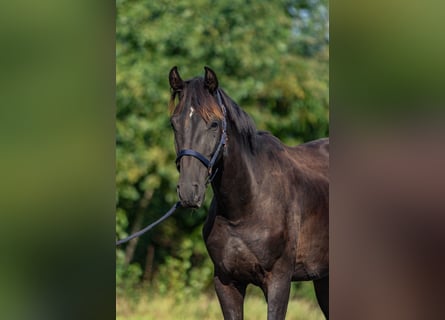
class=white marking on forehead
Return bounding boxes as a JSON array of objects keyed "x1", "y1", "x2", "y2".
[{"x1": 189, "y1": 107, "x2": 195, "y2": 118}]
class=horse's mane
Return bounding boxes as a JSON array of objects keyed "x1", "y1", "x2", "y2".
[
  {"x1": 169, "y1": 77, "x2": 259, "y2": 154},
  {"x1": 217, "y1": 87, "x2": 258, "y2": 154}
]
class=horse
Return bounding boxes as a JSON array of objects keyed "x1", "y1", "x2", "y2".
[{"x1": 168, "y1": 66, "x2": 329, "y2": 319}]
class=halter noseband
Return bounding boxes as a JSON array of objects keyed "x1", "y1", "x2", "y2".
[{"x1": 175, "y1": 91, "x2": 227, "y2": 183}]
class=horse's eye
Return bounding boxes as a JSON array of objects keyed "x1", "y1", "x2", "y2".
[{"x1": 210, "y1": 121, "x2": 219, "y2": 129}]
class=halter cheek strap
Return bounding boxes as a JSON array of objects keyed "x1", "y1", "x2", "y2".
[{"x1": 175, "y1": 90, "x2": 227, "y2": 181}]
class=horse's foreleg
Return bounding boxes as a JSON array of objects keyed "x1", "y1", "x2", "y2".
[
  {"x1": 264, "y1": 274, "x2": 291, "y2": 320},
  {"x1": 214, "y1": 275, "x2": 246, "y2": 320}
]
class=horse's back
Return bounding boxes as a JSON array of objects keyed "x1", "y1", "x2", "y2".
[
  {"x1": 300, "y1": 137, "x2": 329, "y2": 155},
  {"x1": 297, "y1": 138, "x2": 329, "y2": 162},
  {"x1": 286, "y1": 137, "x2": 329, "y2": 179}
]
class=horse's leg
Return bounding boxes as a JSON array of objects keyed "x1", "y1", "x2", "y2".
[
  {"x1": 214, "y1": 275, "x2": 246, "y2": 320},
  {"x1": 264, "y1": 274, "x2": 291, "y2": 320},
  {"x1": 313, "y1": 276, "x2": 329, "y2": 319}
]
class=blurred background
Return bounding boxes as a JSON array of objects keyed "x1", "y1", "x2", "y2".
[{"x1": 116, "y1": 0, "x2": 329, "y2": 319}]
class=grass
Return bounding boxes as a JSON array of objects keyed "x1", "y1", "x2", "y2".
[{"x1": 117, "y1": 286, "x2": 324, "y2": 320}]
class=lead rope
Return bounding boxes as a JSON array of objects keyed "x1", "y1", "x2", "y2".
[{"x1": 116, "y1": 202, "x2": 181, "y2": 246}]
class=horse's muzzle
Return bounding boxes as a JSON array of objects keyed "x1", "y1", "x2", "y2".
[{"x1": 177, "y1": 182, "x2": 205, "y2": 208}]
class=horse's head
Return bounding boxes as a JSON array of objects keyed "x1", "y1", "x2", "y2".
[{"x1": 168, "y1": 66, "x2": 227, "y2": 208}]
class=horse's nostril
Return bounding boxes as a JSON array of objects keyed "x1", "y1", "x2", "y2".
[{"x1": 177, "y1": 182, "x2": 202, "y2": 207}]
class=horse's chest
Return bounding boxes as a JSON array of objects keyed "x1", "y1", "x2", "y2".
[{"x1": 204, "y1": 217, "x2": 286, "y2": 283}]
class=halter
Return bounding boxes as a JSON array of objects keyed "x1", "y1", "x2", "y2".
[{"x1": 175, "y1": 90, "x2": 227, "y2": 184}]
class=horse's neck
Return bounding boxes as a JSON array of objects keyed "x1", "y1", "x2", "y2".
[{"x1": 211, "y1": 139, "x2": 257, "y2": 218}]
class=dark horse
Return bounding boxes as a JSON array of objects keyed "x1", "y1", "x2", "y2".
[{"x1": 169, "y1": 66, "x2": 329, "y2": 319}]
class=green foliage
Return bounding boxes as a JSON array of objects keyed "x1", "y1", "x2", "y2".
[
  {"x1": 116, "y1": 0, "x2": 328, "y2": 301},
  {"x1": 154, "y1": 227, "x2": 213, "y2": 300},
  {"x1": 288, "y1": 0, "x2": 329, "y2": 57},
  {"x1": 116, "y1": 249, "x2": 143, "y2": 298}
]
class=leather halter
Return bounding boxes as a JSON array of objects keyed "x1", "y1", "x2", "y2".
[{"x1": 175, "y1": 91, "x2": 227, "y2": 182}]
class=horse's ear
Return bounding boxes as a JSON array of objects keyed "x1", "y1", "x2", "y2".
[
  {"x1": 204, "y1": 66, "x2": 218, "y2": 94},
  {"x1": 169, "y1": 66, "x2": 184, "y2": 91}
]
